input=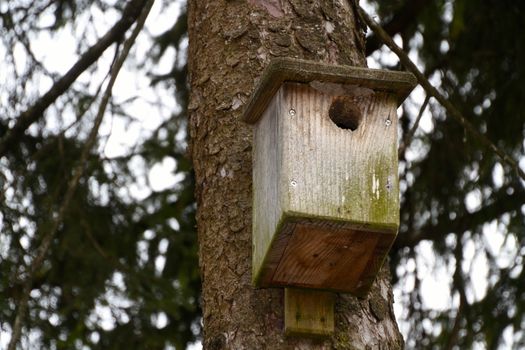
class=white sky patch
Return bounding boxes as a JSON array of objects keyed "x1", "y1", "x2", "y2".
[
  {"x1": 90, "y1": 331, "x2": 100, "y2": 344},
  {"x1": 144, "y1": 229, "x2": 155, "y2": 240},
  {"x1": 102, "y1": 116, "x2": 143, "y2": 158},
  {"x1": 137, "y1": 240, "x2": 149, "y2": 268},
  {"x1": 94, "y1": 302, "x2": 116, "y2": 331},
  {"x1": 128, "y1": 175, "x2": 151, "y2": 201},
  {"x1": 30, "y1": 30, "x2": 78, "y2": 76},
  {"x1": 168, "y1": 218, "x2": 180, "y2": 231},
  {"x1": 416, "y1": 241, "x2": 454, "y2": 310},
  {"x1": 155, "y1": 255, "x2": 166, "y2": 276},
  {"x1": 48, "y1": 314, "x2": 60, "y2": 327},
  {"x1": 465, "y1": 189, "x2": 482, "y2": 213},
  {"x1": 492, "y1": 162, "x2": 504, "y2": 188},
  {"x1": 188, "y1": 341, "x2": 203, "y2": 350},
  {"x1": 462, "y1": 239, "x2": 488, "y2": 303},
  {"x1": 469, "y1": 255, "x2": 489, "y2": 302},
  {"x1": 19, "y1": 235, "x2": 30, "y2": 250},
  {"x1": 111, "y1": 272, "x2": 127, "y2": 293},
  {"x1": 482, "y1": 220, "x2": 504, "y2": 256},
  {"x1": 159, "y1": 238, "x2": 170, "y2": 254},
  {"x1": 152, "y1": 312, "x2": 169, "y2": 329},
  {"x1": 0, "y1": 228, "x2": 12, "y2": 258},
  {"x1": 148, "y1": 157, "x2": 185, "y2": 192},
  {"x1": 409, "y1": 86, "x2": 434, "y2": 134},
  {"x1": 519, "y1": 158, "x2": 525, "y2": 188},
  {"x1": 495, "y1": 227, "x2": 518, "y2": 270},
  {"x1": 13, "y1": 42, "x2": 27, "y2": 76},
  {"x1": 360, "y1": 0, "x2": 376, "y2": 14},
  {"x1": 369, "y1": 45, "x2": 398, "y2": 69},
  {"x1": 147, "y1": 1, "x2": 182, "y2": 37},
  {"x1": 501, "y1": 326, "x2": 515, "y2": 349},
  {"x1": 81, "y1": 273, "x2": 135, "y2": 333},
  {"x1": 0, "y1": 327, "x2": 11, "y2": 349}
]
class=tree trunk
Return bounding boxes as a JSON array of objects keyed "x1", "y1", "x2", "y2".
[{"x1": 187, "y1": 1, "x2": 404, "y2": 348}]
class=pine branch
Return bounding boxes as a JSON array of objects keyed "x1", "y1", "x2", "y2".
[
  {"x1": 395, "y1": 187, "x2": 525, "y2": 249},
  {"x1": 7, "y1": 1, "x2": 154, "y2": 348},
  {"x1": 365, "y1": 0, "x2": 428, "y2": 56},
  {"x1": 358, "y1": 7, "x2": 525, "y2": 183},
  {"x1": 399, "y1": 94, "x2": 430, "y2": 156},
  {"x1": 0, "y1": 0, "x2": 148, "y2": 159},
  {"x1": 443, "y1": 237, "x2": 467, "y2": 350}
]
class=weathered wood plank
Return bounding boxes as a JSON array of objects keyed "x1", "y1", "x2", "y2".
[
  {"x1": 274, "y1": 223, "x2": 379, "y2": 291},
  {"x1": 256, "y1": 219, "x2": 395, "y2": 295},
  {"x1": 251, "y1": 89, "x2": 283, "y2": 285},
  {"x1": 283, "y1": 83, "x2": 399, "y2": 230},
  {"x1": 284, "y1": 288, "x2": 335, "y2": 337},
  {"x1": 243, "y1": 57, "x2": 416, "y2": 124}
]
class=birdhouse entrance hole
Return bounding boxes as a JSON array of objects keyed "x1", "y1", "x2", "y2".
[{"x1": 328, "y1": 96, "x2": 362, "y2": 131}]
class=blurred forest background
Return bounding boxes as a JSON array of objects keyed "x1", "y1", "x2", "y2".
[{"x1": 0, "y1": 0, "x2": 524, "y2": 349}]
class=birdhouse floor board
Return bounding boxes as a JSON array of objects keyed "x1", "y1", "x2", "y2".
[
  {"x1": 257, "y1": 219, "x2": 395, "y2": 295},
  {"x1": 274, "y1": 223, "x2": 379, "y2": 290}
]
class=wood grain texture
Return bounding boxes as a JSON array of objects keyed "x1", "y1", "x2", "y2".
[
  {"x1": 283, "y1": 83, "x2": 399, "y2": 230},
  {"x1": 257, "y1": 219, "x2": 395, "y2": 295},
  {"x1": 284, "y1": 288, "x2": 335, "y2": 337},
  {"x1": 243, "y1": 57, "x2": 416, "y2": 124},
  {"x1": 274, "y1": 223, "x2": 379, "y2": 291},
  {"x1": 252, "y1": 81, "x2": 402, "y2": 295},
  {"x1": 252, "y1": 89, "x2": 284, "y2": 284}
]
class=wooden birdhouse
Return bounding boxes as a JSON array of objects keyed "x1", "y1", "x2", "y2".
[{"x1": 244, "y1": 58, "x2": 416, "y2": 297}]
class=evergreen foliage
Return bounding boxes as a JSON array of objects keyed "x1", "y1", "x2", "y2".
[
  {"x1": 372, "y1": 0, "x2": 525, "y2": 348},
  {"x1": 1, "y1": 1, "x2": 199, "y2": 349}
]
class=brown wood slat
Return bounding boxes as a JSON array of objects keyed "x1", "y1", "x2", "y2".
[
  {"x1": 273, "y1": 223, "x2": 379, "y2": 291},
  {"x1": 284, "y1": 288, "x2": 335, "y2": 337}
]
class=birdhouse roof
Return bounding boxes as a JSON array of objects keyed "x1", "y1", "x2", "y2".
[{"x1": 243, "y1": 58, "x2": 417, "y2": 124}]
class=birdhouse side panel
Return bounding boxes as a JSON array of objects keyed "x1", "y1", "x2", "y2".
[
  {"x1": 252, "y1": 88, "x2": 287, "y2": 285},
  {"x1": 281, "y1": 82, "x2": 399, "y2": 232}
]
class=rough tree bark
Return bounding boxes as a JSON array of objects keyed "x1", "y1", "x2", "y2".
[{"x1": 188, "y1": 1, "x2": 404, "y2": 348}]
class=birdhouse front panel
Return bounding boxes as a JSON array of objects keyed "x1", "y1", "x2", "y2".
[
  {"x1": 247, "y1": 59, "x2": 416, "y2": 296},
  {"x1": 282, "y1": 82, "x2": 399, "y2": 231}
]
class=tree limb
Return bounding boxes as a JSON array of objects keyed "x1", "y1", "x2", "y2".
[
  {"x1": 365, "y1": 0, "x2": 429, "y2": 56},
  {"x1": 399, "y1": 94, "x2": 430, "y2": 156},
  {"x1": 359, "y1": 7, "x2": 525, "y2": 182},
  {"x1": 443, "y1": 238, "x2": 467, "y2": 350},
  {"x1": 0, "y1": 0, "x2": 148, "y2": 159},
  {"x1": 395, "y1": 188, "x2": 525, "y2": 249}
]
